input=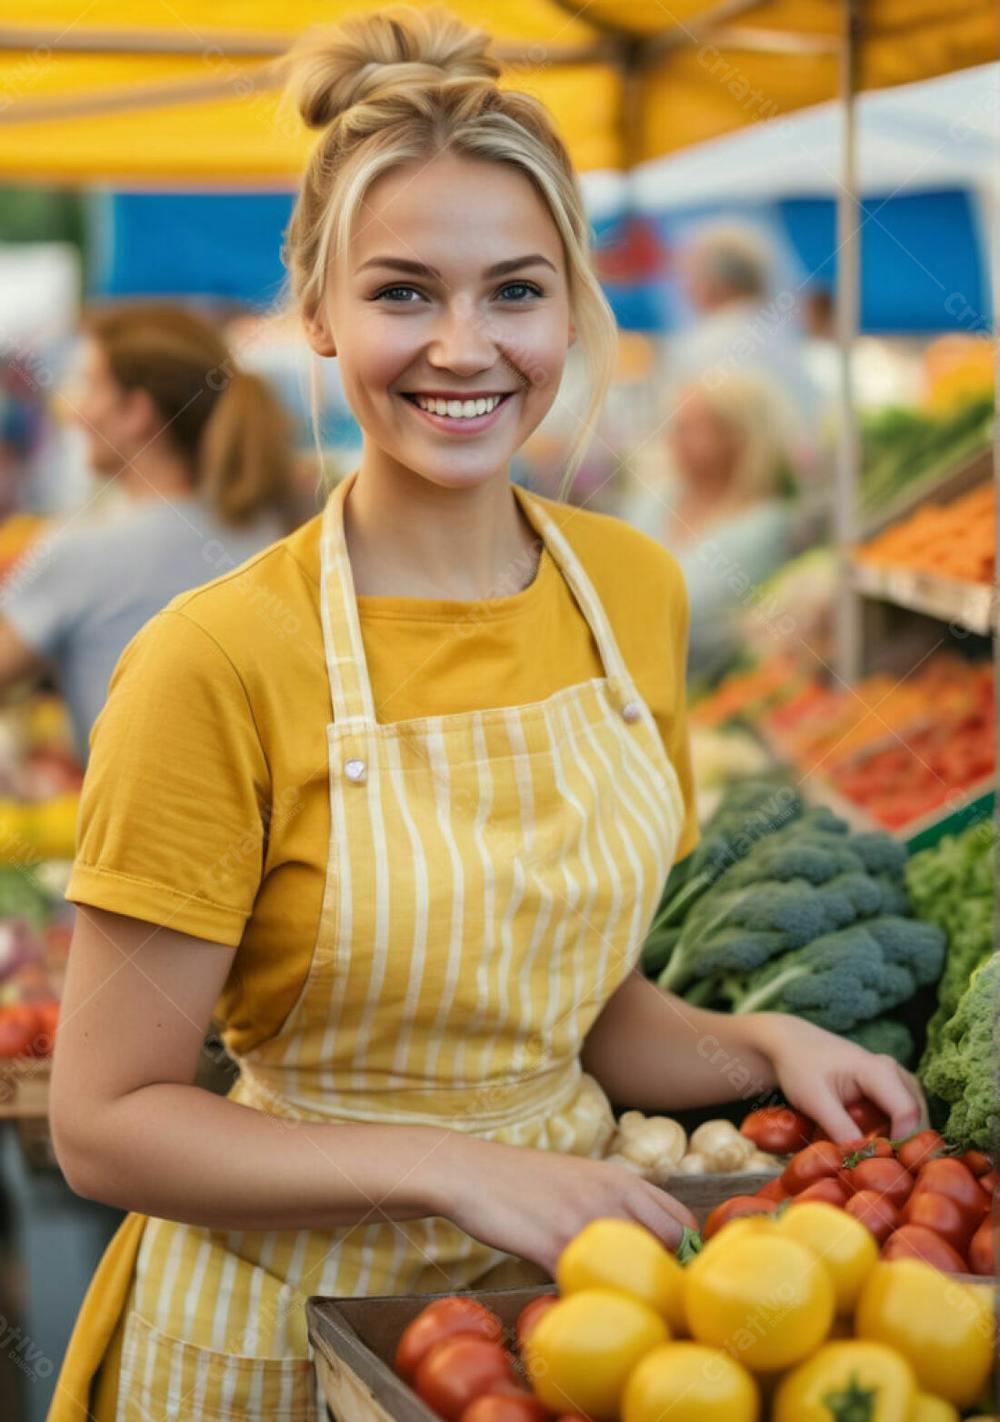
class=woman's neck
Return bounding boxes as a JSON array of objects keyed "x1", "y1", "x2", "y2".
[
  {"x1": 119, "y1": 446, "x2": 197, "y2": 504},
  {"x1": 343, "y1": 456, "x2": 541, "y2": 601}
]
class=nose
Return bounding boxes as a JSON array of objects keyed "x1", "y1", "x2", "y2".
[{"x1": 426, "y1": 294, "x2": 498, "y2": 375}]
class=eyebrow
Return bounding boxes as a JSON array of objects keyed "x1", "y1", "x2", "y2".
[{"x1": 355, "y1": 254, "x2": 557, "y2": 278}]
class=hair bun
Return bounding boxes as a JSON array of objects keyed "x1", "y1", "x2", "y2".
[{"x1": 281, "y1": 4, "x2": 500, "y2": 131}]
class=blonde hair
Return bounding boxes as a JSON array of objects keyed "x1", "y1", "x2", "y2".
[
  {"x1": 671, "y1": 369, "x2": 797, "y2": 503},
  {"x1": 277, "y1": 4, "x2": 617, "y2": 502},
  {"x1": 84, "y1": 301, "x2": 295, "y2": 527}
]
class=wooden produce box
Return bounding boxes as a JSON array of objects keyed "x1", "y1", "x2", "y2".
[{"x1": 0, "y1": 1054, "x2": 50, "y2": 1120}]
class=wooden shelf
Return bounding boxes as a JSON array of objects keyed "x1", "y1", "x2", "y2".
[{"x1": 851, "y1": 560, "x2": 995, "y2": 637}]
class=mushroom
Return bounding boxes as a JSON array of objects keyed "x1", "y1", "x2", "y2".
[
  {"x1": 688, "y1": 1119, "x2": 756, "y2": 1173},
  {"x1": 608, "y1": 1110, "x2": 688, "y2": 1186}
]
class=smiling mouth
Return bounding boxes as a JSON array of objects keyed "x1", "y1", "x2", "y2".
[{"x1": 400, "y1": 392, "x2": 515, "y2": 420}]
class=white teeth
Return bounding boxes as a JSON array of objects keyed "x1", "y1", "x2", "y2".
[{"x1": 412, "y1": 394, "x2": 502, "y2": 418}]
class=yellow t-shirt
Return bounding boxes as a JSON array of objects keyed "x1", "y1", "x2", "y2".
[{"x1": 67, "y1": 487, "x2": 699, "y2": 1055}]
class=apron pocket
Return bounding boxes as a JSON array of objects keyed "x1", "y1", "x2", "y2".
[{"x1": 116, "y1": 1308, "x2": 318, "y2": 1422}]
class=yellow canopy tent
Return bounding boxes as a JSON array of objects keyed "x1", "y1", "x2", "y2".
[{"x1": 0, "y1": 0, "x2": 994, "y2": 185}]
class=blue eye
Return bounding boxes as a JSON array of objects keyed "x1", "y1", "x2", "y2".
[
  {"x1": 497, "y1": 282, "x2": 542, "y2": 301},
  {"x1": 374, "y1": 285, "x2": 423, "y2": 303},
  {"x1": 371, "y1": 281, "x2": 544, "y2": 303}
]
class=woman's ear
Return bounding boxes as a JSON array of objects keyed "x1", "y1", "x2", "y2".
[{"x1": 303, "y1": 308, "x2": 337, "y2": 357}]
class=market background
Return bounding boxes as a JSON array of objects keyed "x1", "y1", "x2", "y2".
[{"x1": 0, "y1": 4, "x2": 996, "y2": 1420}]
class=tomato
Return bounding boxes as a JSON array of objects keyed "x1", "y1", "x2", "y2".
[
  {"x1": 910, "y1": 1396, "x2": 960, "y2": 1422},
  {"x1": 795, "y1": 1177, "x2": 848, "y2": 1208},
  {"x1": 880, "y1": 1225, "x2": 967, "y2": 1275},
  {"x1": 524, "y1": 1288, "x2": 667, "y2": 1421},
  {"x1": 461, "y1": 1396, "x2": 551, "y2": 1422},
  {"x1": 958, "y1": 1150, "x2": 992, "y2": 1178},
  {"x1": 857, "y1": 1258, "x2": 996, "y2": 1405},
  {"x1": 415, "y1": 1337, "x2": 516, "y2": 1422},
  {"x1": 978, "y1": 1168, "x2": 998, "y2": 1196},
  {"x1": 841, "y1": 1136, "x2": 894, "y2": 1162},
  {"x1": 702, "y1": 1195, "x2": 777, "y2": 1241},
  {"x1": 755, "y1": 1176, "x2": 787, "y2": 1201},
  {"x1": 396, "y1": 1298, "x2": 504, "y2": 1382},
  {"x1": 911, "y1": 1159, "x2": 988, "y2": 1227},
  {"x1": 968, "y1": 1215, "x2": 995, "y2": 1276},
  {"x1": 896, "y1": 1130, "x2": 948, "y2": 1174},
  {"x1": 842, "y1": 1157, "x2": 913, "y2": 1207},
  {"x1": 621, "y1": 1341, "x2": 759, "y2": 1422},
  {"x1": 845, "y1": 1190, "x2": 899, "y2": 1245},
  {"x1": 781, "y1": 1141, "x2": 843, "y2": 1194},
  {"x1": 773, "y1": 1340, "x2": 916, "y2": 1422},
  {"x1": 556, "y1": 1218, "x2": 685, "y2": 1333},
  {"x1": 740, "y1": 1106, "x2": 813, "y2": 1156},
  {"x1": 901, "y1": 1192, "x2": 974, "y2": 1255},
  {"x1": 776, "y1": 1201, "x2": 878, "y2": 1314},
  {"x1": 846, "y1": 1099, "x2": 891, "y2": 1136},
  {"x1": 514, "y1": 1296, "x2": 557, "y2": 1348},
  {"x1": 685, "y1": 1231, "x2": 834, "y2": 1371},
  {"x1": 0, "y1": 1003, "x2": 39, "y2": 1058}
]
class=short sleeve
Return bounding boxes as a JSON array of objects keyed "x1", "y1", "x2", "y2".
[
  {"x1": 1, "y1": 521, "x2": 84, "y2": 658},
  {"x1": 66, "y1": 609, "x2": 270, "y2": 945},
  {"x1": 654, "y1": 558, "x2": 700, "y2": 865}
]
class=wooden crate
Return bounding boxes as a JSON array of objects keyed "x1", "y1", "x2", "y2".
[{"x1": 0, "y1": 1055, "x2": 50, "y2": 1120}]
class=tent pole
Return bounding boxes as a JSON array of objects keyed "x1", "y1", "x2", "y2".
[{"x1": 834, "y1": 0, "x2": 862, "y2": 683}]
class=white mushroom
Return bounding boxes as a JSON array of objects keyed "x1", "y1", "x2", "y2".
[
  {"x1": 676, "y1": 1151, "x2": 708, "y2": 1175},
  {"x1": 689, "y1": 1119, "x2": 756, "y2": 1172},
  {"x1": 608, "y1": 1110, "x2": 688, "y2": 1185},
  {"x1": 746, "y1": 1150, "x2": 782, "y2": 1171}
]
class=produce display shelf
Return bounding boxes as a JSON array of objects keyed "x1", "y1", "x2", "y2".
[
  {"x1": 850, "y1": 560, "x2": 995, "y2": 637},
  {"x1": 858, "y1": 445, "x2": 993, "y2": 541},
  {"x1": 0, "y1": 1055, "x2": 50, "y2": 1121}
]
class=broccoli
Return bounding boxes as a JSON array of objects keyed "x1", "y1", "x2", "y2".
[
  {"x1": 721, "y1": 914, "x2": 947, "y2": 1032},
  {"x1": 843, "y1": 1017, "x2": 915, "y2": 1067},
  {"x1": 848, "y1": 833, "x2": 909, "y2": 879},
  {"x1": 921, "y1": 955, "x2": 999, "y2": 1152}
]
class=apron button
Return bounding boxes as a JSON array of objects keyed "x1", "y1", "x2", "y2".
[
  {"x1": 621, "y1": 701, "x2": 642, "y2": 723},
  {"x1": 344, "y1": 758, "x2": 367, "y2": 782}
]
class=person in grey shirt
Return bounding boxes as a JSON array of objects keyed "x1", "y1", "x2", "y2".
[{"x1": 0, "y1": 300, "x2": 297, "y2": 762}]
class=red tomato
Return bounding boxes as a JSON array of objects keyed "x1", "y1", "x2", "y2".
[
  {"x1": 841, "y1": 1137, "x2": 894, "y2": 1164},
  {"x1": 514, "y1": 1296, "x2": 558, "y2": 1348},
  {"x1": 880, "y1": 1225, "x2": 967, "y2": 1275},
  {"x1": 911, "y1": 1159, "x2": 989, "y2": 1227},
  {"x1": 846, "y1": 1099, "x2": 891, "y2": 1137},
  {"x1": 968, "y1": 1215, "x2": 995, "y2": 1276},
  {"x1": 841, "y1": 1157, "x2": 913, "y2": 1207},
  {"x1": 795, "y1": 1177, "x2": 849, "y2": 1208},
  {"x1": 461, "y1": 1396, "x2": 551, "y2": 1422},
  {"x1": 740, "y1": 1106, "x2": 814, "y2": 1156},
  {"x1": 756, "y1": 1177, "x2": 788, "y2": 1202},
  {"x1": 901, "y1": 1191, "x2": 974, "y2": 1254},
  {"x1": 0, "y1": 1004, "x2": 39, "y2": 1058},
  {"x1": 781, "y1": 1141, "x2": 843, "y2": 1194},
  {"x1": 895, "y1": 1130, "x2": 948, "y2": 1174},
  {"x1": 396, "y1": 1300, "x2": 504, "y2": 1383},
  {"x1": 958, "y1": 1149, "x2": 992, "y2": 1178},
  {"x1": 415, "y1": 1337, "x2": 516, "y2": 1422},
  {"x1": 978, "y1": 1168, "x2": 998, "y2": 1197},
  {"x1": 702, "y1": 1195, "x2": 778, "y2": 1240},
  {"x1": 29, "y1": 1000, "x2": 58, "y2": 1057},
  {"x1": 844, "y1": 1189, "x2": 899, "y2": 1245}
]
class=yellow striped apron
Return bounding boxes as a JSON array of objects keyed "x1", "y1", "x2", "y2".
[{"x1": 106, "y1": 472, "x2": 687, "y2": 1421}]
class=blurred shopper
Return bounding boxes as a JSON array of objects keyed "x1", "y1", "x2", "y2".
[
  {"x1": 623, "y1": 369, "x2": 798, "y2": 680},
  {"x1": 668, "y1": 221, "x2": 821, "y2": 465},
  {"x1": 0, "y1": 301, "x2": 297, "y2": 762}
]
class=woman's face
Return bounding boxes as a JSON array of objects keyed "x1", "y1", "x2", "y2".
[
  {"x1": 69, "y1": 338, "x2": 148, "y2": 477},
  {"x1": 313, "y1": 151, "x2": 576, "y2": 492},
  {"x1": 668, "y1": 387, "x2": 740, "y2": 490}
]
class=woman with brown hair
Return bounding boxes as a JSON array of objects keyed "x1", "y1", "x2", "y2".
[
  {"x1": 0, "y1": 300, "x2": 295, "y2": 761},
  {"x1": 47, "y1": 9, "x2": 924, "y2": 1421}
]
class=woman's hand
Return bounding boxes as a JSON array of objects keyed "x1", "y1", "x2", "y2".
[
  {"x1": 438, "y1": 1135, "x2": 697, "y2": 1276},
  {"x1": 746, "y1": 1012, "x2": 927, "y2": 1142}
]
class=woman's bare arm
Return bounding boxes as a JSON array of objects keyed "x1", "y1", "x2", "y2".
[{"x1": 49, "y1": 905, "x2": 450, "y2": 1230}]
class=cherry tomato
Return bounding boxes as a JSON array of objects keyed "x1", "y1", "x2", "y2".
[
  {"x1": 958, "y1": 1150, "x2": 992, "y2": 1178},
  {"x1": 911, "y1": 1159, "x2": 988, "y2": 1227},
  {"x1": 844, "y1": 1190, "x2": 899, "y2": 1246},
  {"x1": 756, "y1": 1177, "x2": 788, "y2": 1202},
  {"x1": 796, "y1": 1177, "x2": 849, "y2": 1208},
  {"x1": 880, "y1": 1226, "x2": 967, "y2": 1275},
  {"x1": 968, "y1": 1215, "x2": 994, "y2": 1276},
  {"x1": 515, "y1": 1296, "x2": 558, "y2": 1349},
  {"x1": 846, "y1": 1099, "x2": 891, "y2": 1136},
  {"x1": 702, "y1": 1194, "x2": 778, "y2": 1240},
  {"x1": 978, "y1": 1168, "x2": 998, "y2": 1196},
  {"x1": 740, "y1": 1106, "x2": 814, "y2": 1156},
  {"x1": 415, "y1": 1337, "x2": 517, "y2": 1422},
  {"x1": 896, "y1": 1130, "x2": 949, "y2": 1174},
  {"x1": 461, "y1": 1396, "x2": 551, "y2": 1422},
  {"x1": 782, "y1": 1141, "x2": 843, "y2": 1194},
  {"x1": 0, "y1": 1004, "x2": 39, "y2": 1058},
  {"x1": 901, "y1": 1192, "x2": 974, "y2": 1255},
  {"x1": 841, "y1": 1137, "x2": 894, "y2": 1164},
  {"x1": 842, "y1": 1158, "x2": 913, "y2": 1207},
  {"x1": 396, "y1": 1299, "x2": 504, "y2": 1383}
]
